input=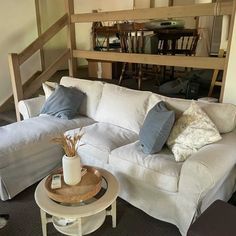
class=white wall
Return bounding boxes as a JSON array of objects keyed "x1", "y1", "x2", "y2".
[
  {"x1": 0, "y1": 0, "x2": 41, "y2": 106},
  {"x1": 74, "y1": 0, "x2": 133, "y2": 65},
  {"x1": 38, "y1": 0, "x2": 133, "y2": 66},
  {"x1": 38, "y1": 0, "x2": 197, "y2": 66},
  {"x1": 222, "y1": 9, "x2": 236, "y2": 104},
  {"x1": 155, "y1": 0, "x2": 169, "y2": 7},
  {"x1": 174, "y1": 0, "x2": 196, "y2": 29}
]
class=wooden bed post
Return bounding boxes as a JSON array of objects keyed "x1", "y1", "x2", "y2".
[
  {"x1": 65, "y1": 0, "x2": 77, "y2": 77},
  {"x1": 8, "y1": 53, "x2": 23, "y2": 122}
]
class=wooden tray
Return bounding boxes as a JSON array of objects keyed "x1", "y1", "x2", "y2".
[{"x1": 44, "y1": 166, "x2": 102, "y2": 204}]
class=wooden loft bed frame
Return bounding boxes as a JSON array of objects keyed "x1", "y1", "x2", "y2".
[{"x1": 8, "y1": 0, "x2": 235, "y2": 121}]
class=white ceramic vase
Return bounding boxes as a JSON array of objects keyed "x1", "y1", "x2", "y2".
[{"x1": 62, "y1": 155, "x2": 81, "y2": 185}]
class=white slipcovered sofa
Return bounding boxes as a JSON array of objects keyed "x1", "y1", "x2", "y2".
[{"x1": 1, "y1": 77, "x2": 236, "y2": 235}]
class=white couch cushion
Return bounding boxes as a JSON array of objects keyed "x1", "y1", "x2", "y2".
[
  {"x1": 60, "y1": 77, "x2": 104, "y2": 119},
  {"x1": 42, "y1": 81, "x2": 57, "y2": 99},
  {"x1": 95, "y1": 83, "x2": 151, "y2": 133},
  {"x1": 147, "y1": 93, "x2": 165, "y2": 112},
  {"x1": 110, "y1": 141, "x2": 182, "y2": 192},
  {"x1": 68, "y1": 123, "x2": 138, "y2": 164},
  {"x1": 148, "y1": 93, "x2": 236, "y2": 133}
]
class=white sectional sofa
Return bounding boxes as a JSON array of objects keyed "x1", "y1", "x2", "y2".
[{"x1": 2, "y1": 77, "x2": 236, "y2": 235}]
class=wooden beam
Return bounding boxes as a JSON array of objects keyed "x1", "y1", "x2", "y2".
[
  {"x1": 73, "y1": 50, "x2": 226, "y2": 70},
  {"x1": 35, "y1": 0, "x2": 46, "y2": 71},
  {"x1": 208, "y1": 69, "x2": 221, "y2": 97},
  {"x1": 8, "y1": 54, "x2": 23, "y2": 121},
  {"x1": 18, "y1": 14, "x2": 68, "y2": 65},
  {"x1": 24, "y1": 50, "x2": 70, "y2": 99},
  {"x1": 208, "y1": 49, "x2": 224, "y2": 97},
  {"x1": 169, "y1": 0, "x2": 174, "y2": 7},
  {"x1": 71, "y1": 2, "x2": 233, "y2": 23},
  {"x1": 64, "y1": 0, "x2": 77, "y2": 76},
  {"x1": 150, "y1": 0, "x2": 155, "y2": 8}
]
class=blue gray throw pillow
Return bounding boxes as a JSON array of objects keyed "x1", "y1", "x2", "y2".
[
  {"x1": 40, "y1": 85, "x2": 85, "y2": 119},
  {"x1": 139, "y1": 101, "x2": 175, "y2": 154}
]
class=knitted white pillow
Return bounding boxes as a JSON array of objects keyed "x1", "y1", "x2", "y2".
[{"x1": 167, "y1": 102, "x2": 222, "y2": 162}]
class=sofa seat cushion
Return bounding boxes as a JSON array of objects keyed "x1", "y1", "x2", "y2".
[
  {"x1": 73, "y1": 123, "x2": 138, "y2": 164},
  {"x1": 60, "y1": 77, "x2": 104, "y2": 119},
  {"x1": 95, "y1": 83, "x2": 151, "y2": 133},
  {"x1": 110, "y1": 141, "x2": 183, "y2": 192}
]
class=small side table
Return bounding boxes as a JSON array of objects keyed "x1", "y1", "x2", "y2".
[
  {"x1": 187, "y1": 200, "x2": 236, "y2": 236},
  {"x1": 35, "y1": 167, "x2": 119, "y2": 236}
]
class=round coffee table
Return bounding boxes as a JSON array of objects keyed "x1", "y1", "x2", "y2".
[{"x1": 35, "y1": 167, "x2": 119, "y2": 236}]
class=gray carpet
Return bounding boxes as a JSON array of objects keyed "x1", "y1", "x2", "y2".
[{"x1": 0, "y1": 182, "x2": 181, "y2": 236}]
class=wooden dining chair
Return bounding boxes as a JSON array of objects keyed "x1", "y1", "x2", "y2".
[
  {"x1": 117, "y1": 22, "x2": 145, "y2": 90},
  {"x1": 156, "y1": 28, "x2": 199, "y2": 80}
]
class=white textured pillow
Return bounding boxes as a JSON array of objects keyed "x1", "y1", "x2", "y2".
[
  {"x1": 167, "y1": 102, "x2": 222, "y2": 162},
  {"x1": 95, "y1": 83, "x2": 151, "y2": 133},
  {"x1": 42, "y1": 82, "x2": 58, "y2": 100}
]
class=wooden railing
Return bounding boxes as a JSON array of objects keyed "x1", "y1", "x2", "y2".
[
  {"x1": 8, "y1": 10, "x2": 71, "y2": 121},
  {"x1": 71, "y1": 2, "x2": 232, "y2": 22},
  {"x1": 71, "y1": 2, "x2": 233, "y2": 71},
  {"x1": 8, "y1": 0, "x2": 235, "y2": 121},
  {"x1": 74, "y1": 50, "x2": 226, "y2": 70},
  {"x1": 71, "y1": 1, "x2": 235, "y2": 102}
]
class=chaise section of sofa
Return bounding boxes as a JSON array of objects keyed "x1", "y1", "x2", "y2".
[
  {"x1": 75, "y1": 123, "x2": 139, "y2": 167},
  {"x1": 0, "y1": 78, "x2": 106, "y2": 200},
  {"x1": 0, "y1": 115, "x2": 94, "y2": 200}
]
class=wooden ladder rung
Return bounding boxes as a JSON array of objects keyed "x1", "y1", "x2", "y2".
[
  {"x1": 214, "y1": 81, "x2": 222, "y2": 86},
  {"x1": 208, "y1": 49, "x2": 225, "y2": 97}
]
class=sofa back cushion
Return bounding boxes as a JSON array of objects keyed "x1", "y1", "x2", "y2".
[
  {"x1": 95, "y1": 83, "x2": 151, "y2": 133},
  {"x1": 60, "y1": 77, "x2": 104, "y2": 119},
  {"x1": 148, "y1": 93, "x2": 236, "y2": 133}
]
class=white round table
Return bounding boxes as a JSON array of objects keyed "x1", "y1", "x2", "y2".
[{"x1": 35, "y1": 167, "x2": 119, "y2": 236}]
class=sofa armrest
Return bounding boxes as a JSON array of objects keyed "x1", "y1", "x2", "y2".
[
  {"x1": 179, "y1": 129, "x2": 236, "y2": 202},
  {"x1": 18, "y1": 96, "x2": 45, "y2": 120}
]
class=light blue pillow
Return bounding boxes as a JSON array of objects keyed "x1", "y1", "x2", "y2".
[
  {"x1": 139, "y1": 101, "x2": 175, "y2": 154},
  {"x1": 40, "y1": 85, "x2": 85, "y2": 119}
]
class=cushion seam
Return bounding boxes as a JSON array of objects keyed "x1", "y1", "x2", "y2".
[{"x1": 109, "y1": 154, "x2": 180, "y2": 178}]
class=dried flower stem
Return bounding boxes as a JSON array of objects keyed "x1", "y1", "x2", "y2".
[{"x1": 52, "y1": 131, "x2": 83, "y2": 157}]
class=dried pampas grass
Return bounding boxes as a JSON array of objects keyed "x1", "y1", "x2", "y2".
[{"x1": 53, "y1": 131, "x2": 83, "y2": 157}]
